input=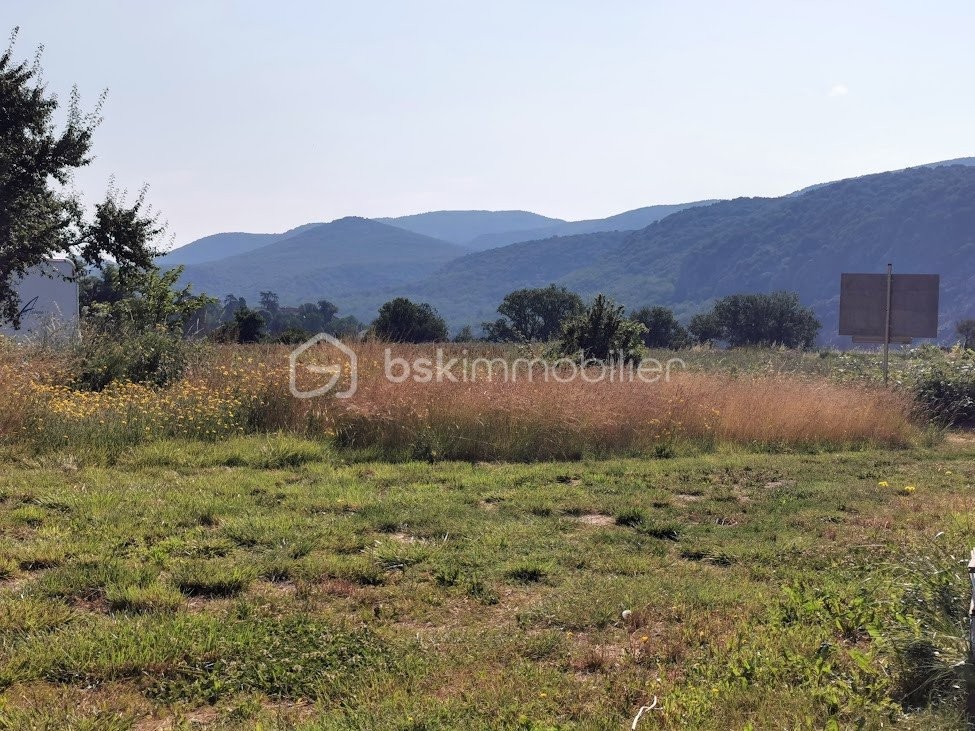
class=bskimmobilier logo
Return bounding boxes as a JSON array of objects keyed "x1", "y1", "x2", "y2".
[
  {"x1": 289, "y1": 333, "x2": 358, "y2": 399},
  {"x1": 290, "y1": 333, "x2": 686, "y2": 400}
]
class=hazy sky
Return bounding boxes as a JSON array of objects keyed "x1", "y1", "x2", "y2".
[{"x1": 5, "y1": 1, "x2": 974, "y2": 245}]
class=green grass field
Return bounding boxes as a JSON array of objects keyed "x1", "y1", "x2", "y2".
[{"x1": 2, "y1": 435, "x2": 973, "y2": 729}]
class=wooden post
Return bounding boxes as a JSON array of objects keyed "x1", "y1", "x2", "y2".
[
  {"x1": 969, "y1": 549, "x2": 975, "y2": 661},
  {"x1": 883, "y1": 263, "x2": 892, "y2": 386}
]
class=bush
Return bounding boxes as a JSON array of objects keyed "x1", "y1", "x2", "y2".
[
  {"x1": 630, "y1": 305, "x2": 691, "y2": 349},
  {"x1": 74, "y1": 326, "x2": 190, "y2": 390},
  {"x1": 559, "y1": 294, "x2": 646, "y2": 362},
  {"x1": 74, "y1": 265, "x2": 214, "y2": 389},
  {"x1": 371, "y1": 298, "x2": 449, "y2": 343},
  {"x1": 273, "y1": 326, "x2": 313, "y2": 345},
  {"x1": 909, "y1": 349, "x2": 975, "y2": 426}
]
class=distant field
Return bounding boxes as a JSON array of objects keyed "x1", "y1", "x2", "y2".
[
  {"x1": 0, "y1": 342, "x2": 926, "y2": 463},
  {"x1": 0, "y1": 342, "x2": 972, "y2": 728},
  {"x1": 0, "y1": 437, "x2": 973, "y2": 729}
]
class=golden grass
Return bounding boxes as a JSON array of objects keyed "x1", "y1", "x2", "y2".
[
  {"x1": 328, "y1": 368, "x2": 918, "y2": 460},
  {"x1": 0, "y1": 340, "x2": 920, "y2": 459}
]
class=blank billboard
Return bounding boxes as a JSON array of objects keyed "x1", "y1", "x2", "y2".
[{"x1": 838, "y1": 273, "x2": 939, "y2": 339}]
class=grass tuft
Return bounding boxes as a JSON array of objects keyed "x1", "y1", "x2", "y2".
[
  {"x1": 106, "y1": 581, "x2": 184, "y2": 613},
  {"x1": 171, "y1": 560, "x2": 256, "y2": 597}
]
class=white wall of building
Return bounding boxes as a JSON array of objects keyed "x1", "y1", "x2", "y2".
[{"x1": 0, "y1": 260, "x2": 80, "y2": 341}]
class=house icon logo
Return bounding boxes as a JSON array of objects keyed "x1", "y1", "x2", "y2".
[{"x1": 289, "y1": 333, "x2": 358, "y2": 399}]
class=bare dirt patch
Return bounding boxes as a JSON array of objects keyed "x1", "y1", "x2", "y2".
[
  {"x1": 389, "y1": 532, "x2": 421, "y2": 544},
  {"x1": 947, "y1": 432, "x2": 975, "y2": 446},
  {"x1": 573, "y1": 513, "x2": 616, "y2": 527}
]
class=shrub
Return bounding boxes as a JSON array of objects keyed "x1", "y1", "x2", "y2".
[
  {"x1": 73, "y1": 266, "x2": 214, "y2": 389},
  {"x1": 631, "y1": 306, "x2": 691, "y2": 349},
  {"x1": 957, "y1": 319, "x2": 975, "y2": 350},
  {"x1": 273, "y1": 327, "x2": 313, "y2": 345},
  {"x1": 73, "y1": 326, "x2": 189, "y2": 390},
  {"x1": 909, "y1": 348, "x2": 975, "y2": 426},
  {"x1": 559, "y1": 294, "x2": 646, "y2": 362},
  {"x1": 371, "y1": 298, "x2": 449, "y2": 343}
]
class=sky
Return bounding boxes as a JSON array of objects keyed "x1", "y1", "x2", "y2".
[{"x1": 4, "y1": 1, "x2": 975, "y2": 246}]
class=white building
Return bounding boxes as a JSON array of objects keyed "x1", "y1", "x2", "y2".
[{"x1": 0, "y1": 259, "x2": 80, "y2": 341}]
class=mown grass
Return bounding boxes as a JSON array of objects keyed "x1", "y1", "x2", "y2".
[{"x1": 1, "y1": 435, "x2": 973, "y2": 728}]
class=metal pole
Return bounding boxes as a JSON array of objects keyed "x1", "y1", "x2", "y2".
[{"x1": 883, "y1": 263, "x2": 892, "y2": 386}]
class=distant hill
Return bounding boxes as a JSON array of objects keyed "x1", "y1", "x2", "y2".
[
  {"x1": 349, "y1": 231, "x2": 631, "y2": 328},
  {"x1": 375, "y1": 210, "x2": 565, "y2": 248},
  {"x1": 164, "y1": 201, "x2": 713, "y2": 272},
  {"x1": 158, "y1": 223, "x2": 323, "y2": 268},
  {"x1": 788, "y1": 156, "x2": 975, "y2": 198},
  {"x1": 362, "y1": 164, "x2": 975, "y2": 341},
  {"x1": 169, "y1": 161, "x2": 975, "y2": 344},
  {"x1": 177, "y1": 217, "x2": 467, "y2": 305},
  {"x1": 158, "y1": 232, "x2": 279, "y2": 268},
  {"x1": 467, "y1": 201, "x2": 717, "y2": 250}
]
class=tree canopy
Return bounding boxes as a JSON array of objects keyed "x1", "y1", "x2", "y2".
[
  {"x1": 483, "y1": 284, "x2": 584, "y2": 342},
  {"x1": 630, "y1": 306, "x2": 691, "y2": 349},
  {"x1": 371, "y1": 297, "x2": 449, "y2": 343},
  {"x1": 0, "y1": 30, "x2": 165, "y2": 327},
  {"x1": 957, "y1": 319, "x2": 975, "y2": 350},
  {"x1": 691, "y1": 292, "x2": 821, "y2": 348}
]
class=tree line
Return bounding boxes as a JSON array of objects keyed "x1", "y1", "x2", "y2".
[{"x1": 371, "y1": 284, "x2": 823, "y2": 356}]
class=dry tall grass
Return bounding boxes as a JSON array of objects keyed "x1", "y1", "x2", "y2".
[
  {"x1": 326, "y1": 366, "x2": 918, "y2": 460},
  {"x1": 0, "y1": 340, "x2": 920, "y2": 459}
]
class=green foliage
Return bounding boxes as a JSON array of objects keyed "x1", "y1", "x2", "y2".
[
  {"x1": 909, "y1": 348, "x2": 975, "y2": 426},
  {"x1": 371, "y1": 297, "x2": 449, "y2": 343},
  {"x1": 272, "y1": 326, "x2": 313, "y2": 344},
  {"x1": 559, "y1": 294, "x2": 646, "y2": 362},
  {"x1": 233, "y1": 307, "x2": 266, "y2": 343},
  {"x1": 957, "y1": 319, "x2": 975, "y2": 349},
  {"x1": 0, "y1": 31, "x2": 163, "y2": 327},
  {"x1": 202, "y1": 295, "x2": 359, "y2": 343},
  {"x1": 452, "y1": 324, "x2": 478, "y2": 342},
  {"x1": 75, "y1": 328, "x2": 188, "y2": 390},
  {"x1": 74, "y1": 266, "x2": 213, "y2": 389},
  {"x1": 483, "y1": 284, "x2": 584, "y2": 343},
  {"x1": 83, "y1": 265, "x2": 215, "y2": 335},
  {"x1": 692, "y1": 291, "x2": 821, "y2": 348},
  {"x1": 688, "y1": 310, "x2": 723, "y2": 344},
  {"x1": 631, "y1": 305, "x2": 691, "y2": 349}
]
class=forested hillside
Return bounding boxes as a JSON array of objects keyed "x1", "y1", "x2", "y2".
[
  {"x1": 376, "y1": 165, "x2": 975, "y2": 339},
  {"x1": 169, "y1": 164, "x2": 975, "y2": 343},
  {"x1": 176, "y1": 218, "x2": 467, "y2": 305}
]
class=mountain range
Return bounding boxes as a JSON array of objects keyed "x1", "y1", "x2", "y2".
[{"x1": 165, "y1": 158, "x2": 975, "y2": 343}]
